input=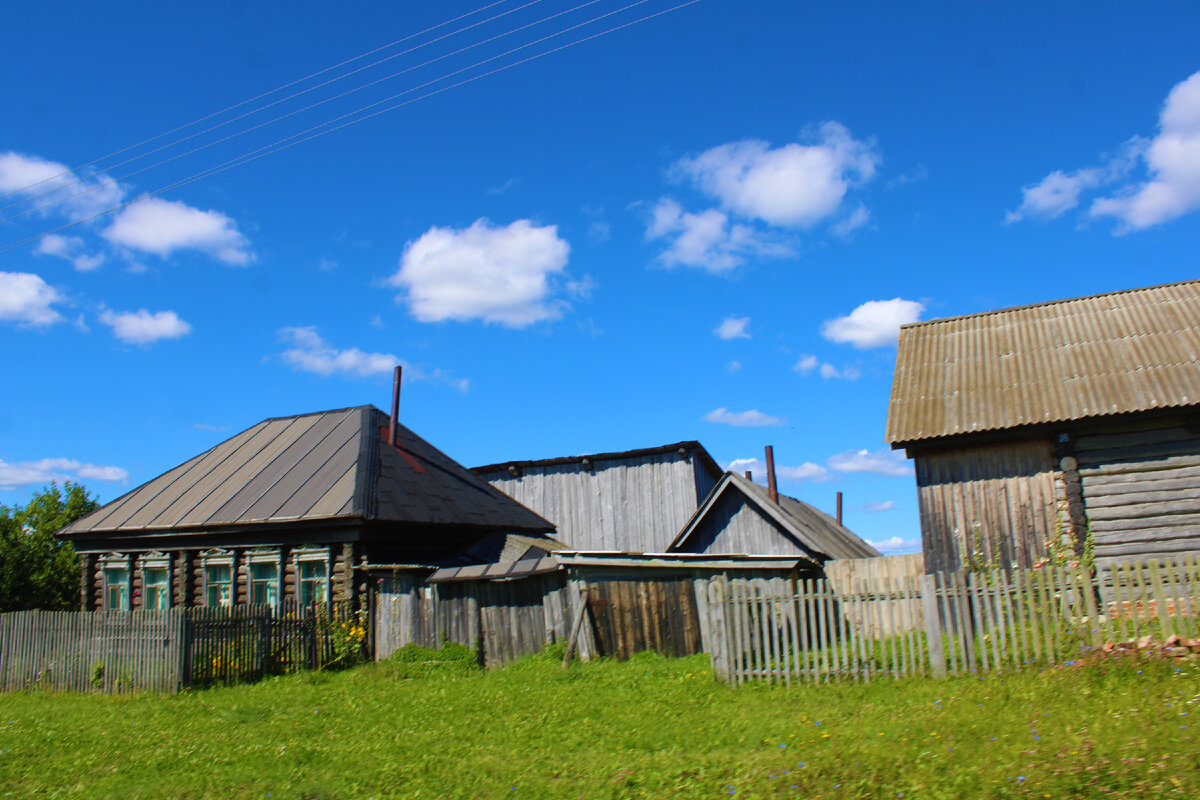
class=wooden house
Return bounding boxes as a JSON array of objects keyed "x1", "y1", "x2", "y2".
[
  {"x1": 885, "y1": 279, "x2": 1200, "y2": 573},
  {"x1": 474, "y1": 442, "x2": 878, "y2": 562},
  {"x1": 58, "y1": 405, "x2": 554, "y2": 611}
]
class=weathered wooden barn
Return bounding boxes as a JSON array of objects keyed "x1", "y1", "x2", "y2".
[
  {"x1": 58, "y1": 405, "x2": 554, "y2": 611},
  {"x1": 886, "y1": 279, "x2": 1200, "y2": 573},
  {"x1": 473, "y1": 442, "x2": 878, "y2": 561}
]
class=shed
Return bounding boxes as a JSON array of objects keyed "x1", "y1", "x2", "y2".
[
  {"x1": 668, "y1": 472, "x2": 881, "y2": 561},
  {"x1": 886, "y1": 279, "x2": 1200, "y2": 573},
  {"x1": 472, "y1": 442, "x2": 723, "y2": 551},
  {"x1": 58, "y1": 405, "x2": 554, "y2": 611}
]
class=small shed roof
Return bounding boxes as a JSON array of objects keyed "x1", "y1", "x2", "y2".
[
  {"x1": 886, "y1": 279, "x2": 1200, "y2": 446},
  {"x1": 62, "y1": 406, "x2": 553, "y2": 536},
  {"x1": 471, "y1": 440, "x2": 723, "y2": 481},
  {"x1": 669, "y1": 473, "x2": 881, "y2": 561}
]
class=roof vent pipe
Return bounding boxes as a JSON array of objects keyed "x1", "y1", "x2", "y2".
[
  {"x1": 388, "y1": 365, "x2": 402, "y2": 447},
  {"x1": 744, "y1": 470, "x2": 753, "y2": 481},
  {"x1": 836, "y1": 491, "x2": 843, "y2": 526},
  {"x1": 764, "y1": 445, "x2": 778, "y2": 505}
]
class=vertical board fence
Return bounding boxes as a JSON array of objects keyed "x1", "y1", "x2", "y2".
[{"x1": 711, "y1": 555, "x2": 1200, "y2": 685}]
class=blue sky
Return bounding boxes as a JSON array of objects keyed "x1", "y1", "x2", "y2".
[{"x1": 2, "y1": 1, "x2": 1199, "y2": 554}]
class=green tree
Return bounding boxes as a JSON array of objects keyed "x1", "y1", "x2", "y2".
[{"x1": 0, "y1": 482, "x2": 97, "y2": 612}]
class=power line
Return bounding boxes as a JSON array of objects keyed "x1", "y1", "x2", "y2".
[
  {"x1": 2, "y1": 0, "x2": 607, "y2": 224},
  {"x1": 0, "y1": 0, "x2": 702, "y2": 257},
  {"x1": 0, "y1": 0, "x2": 516, "y2": 203}
]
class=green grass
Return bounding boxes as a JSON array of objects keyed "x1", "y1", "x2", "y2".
[{"x1": 0, "y1": 646, "x2": 1197, "y2": 799}]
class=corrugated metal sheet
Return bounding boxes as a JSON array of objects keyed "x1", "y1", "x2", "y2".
[
  {"x1": 886, "y1": 280, "x2": 1200, "y2": 445},
  {"x1": 61, "y1": 406, "x2": 553, "y2": 535},
  {"x1": 670, "y1": 473, "x2": 881, "y2": 561}
]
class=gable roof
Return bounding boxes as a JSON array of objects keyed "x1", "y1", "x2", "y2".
[
  {"x1": 669, "y1": 472, "x2": 881, "y2": 560},
  {"x1": 61, "y1": 406, "x2": 553, "y2": 536},
  {"x1": 471, "y1": 440, "x2": 723, "y2": 481},
  {"x1": 886, "y1": 279, "x2": 1200, "y2": 446}
]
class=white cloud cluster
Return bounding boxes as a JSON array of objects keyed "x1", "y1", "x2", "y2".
[
  {"x1": 827, "y1": 448, "x2": 914, "y2": 478},
  {"x1": 714, "y1": 315, "x2": 751, "y2": 340},
  {"x1": 727, "y1": 457, "x2": 832, "y2": 483},
  {"x1": 36, "y1": 234, "x2": 104, "y2": 272},
  {"x1": 703, "y1": 408, "x2": 786, "y2": 427},
  {"x1": 862, "y1": 500, "x2": 897, "y2": 512},
  {"x1": 868, "y1": 536, "x2": 922, "y2": 556},
  {"x1": 99, "y1": 308, "x2": 191, "y2": 345},
  {"x1": 390, "y1": 218, "x2": 571, "y2": 327},
  {"x1": 278, "y1": 327, "x2": 469, "y2": 391},
  {"x1": 1008, "y1": 71, "x2": 1200, "y2": 231},
  {"x1": 103, "y1": 198, "x2": 253, "y2": 265},
  {"x1": 0, "y1": 271, "x2": 64, "y2": 327},
  {"x1": 793, "y1": 353, "x2": 861, "y2": 381},
  {"x1": 0, "y1": 151, "x2": 124, "y2": 219},
  {"x1": 821, "y1": 298, "x2": 924, "y2": 349},
  {"x1": 647, "y1": 123, "x2": 879, "y2": 271},
  {"x1": 0, "y1": 457, "x2": 129, "y2": 490}
]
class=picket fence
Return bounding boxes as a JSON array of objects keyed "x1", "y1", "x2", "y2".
[
  {"x1": 0, "y1": 603, "x2": 366, "y2": 693},
  {"x1": 709, "y1": 555, "x2": 1200, "y2": 686}
]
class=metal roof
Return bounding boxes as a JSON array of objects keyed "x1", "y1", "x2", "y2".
[
  {"x1": 886, "y1": 279, "x2": 1200, "y2": 445},
  {"x1": 61, "y1": 406, "x2": 553, "y2": 536},
  {"x1": 669, "y1": 473, "x2": 881, "y2": 560},
  {"x1": 471, "y1": 440, "x2": 724, "y2": 481}
]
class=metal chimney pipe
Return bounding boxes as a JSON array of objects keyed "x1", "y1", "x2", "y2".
[
  {"x1": 744, "y1": 470, "x2": 753, "y2": 481},
  {"x1": 836, "y1": 491, "x2": 843, "y2": 526},
  {"x1": 764, "y1": 445, "x2": 778, "y2": 505},
  {"x1": 388, "y1": 365, "x2": 402, "y2": 446}
]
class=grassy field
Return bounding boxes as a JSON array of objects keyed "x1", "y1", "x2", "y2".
[{"x1": 0, "y1": 646, "x2": 1197, "y2": 799}]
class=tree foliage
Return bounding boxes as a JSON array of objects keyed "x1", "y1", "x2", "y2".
[{"x1": 0, "y1": 482, "x2": 96, "y2": 612}]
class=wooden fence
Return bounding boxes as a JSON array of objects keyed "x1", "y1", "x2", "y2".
[
  {"x1": 0, "y1": 603, "x2": 366, "y2": 693},
  {"x1": 710, "y1": 555, "x2": 1200, "y2": 685}
]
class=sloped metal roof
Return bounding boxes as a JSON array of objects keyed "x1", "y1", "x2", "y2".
[
  {"x1": 471, "y1": 440, "x2": 724, "y2": 482},
  {"x1": 886, "y1": 280, "x2": 1200, "y2": 445},
  {"x1": 61, "y1": 406, "x2": 553, "y2": 535},
  {"x1": 669, "y1": 473, "x2": 881, "y2": 560}
]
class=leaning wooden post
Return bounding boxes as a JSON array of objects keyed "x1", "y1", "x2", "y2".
[
  {"x1": 921, "y1": 573, "x2": 947, "y2": 679},
  {"x1": 562, "y1": 587, "x2": 590, "y2": 668}
]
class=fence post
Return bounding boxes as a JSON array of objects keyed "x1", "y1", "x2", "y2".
[{"x1": 920, "y1": 574, "x2": 946, "y2": 679}]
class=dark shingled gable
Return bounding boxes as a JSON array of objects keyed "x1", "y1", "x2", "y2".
[{"x1": 60, "y1": 406, "x2": 553, "y2": 536}]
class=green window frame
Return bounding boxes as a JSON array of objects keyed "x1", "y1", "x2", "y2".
[
  {"x1": 294, "y1": 547, "x2": 330, "y2": 607},
  {"x1": 248, "y1": 550, "x2": 281, "y2": 608},
  {"x1": 141, "y1": 552, "x2": 171, "y2": 610},
  {"x1": 201, "y1": 549, "x2": 235, "y2": 608},
  {"x1": 101, "y1": 555, "x2": 131, "y2": 611}
]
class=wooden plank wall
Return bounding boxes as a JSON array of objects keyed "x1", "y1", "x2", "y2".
[
  {"x1": 915, "y1": 439, "x2": 1058, "y2": 573},
  {"x1": 0, "y1": 609, "x2": 184, "y2": 693},
  {"x1": 825, "y1": 553, "x2": 927, "y2": 636},
  {"x1": 1076, "y1": 422, "x2": 1200, "y2": 570},
  {"x1": 709, "y1": 555, "x2": 1200, "y2": 686},
  {"x1": 586, "y1": 576, "x2": 702, "y2": 659}
]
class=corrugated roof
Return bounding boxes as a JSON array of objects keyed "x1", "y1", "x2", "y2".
[
  {"x1": 886, "y1": 280, "x2": 1200, "y2": 445},
  {"x1": 669, "y1": 473, "x2": 881, "y2": 560},
  {"x1": 61, "y1": 406, "x2": 553, "y2": 535},
  {"x1": 471, "y1": 440, "x2": 724, "y2": 482}
]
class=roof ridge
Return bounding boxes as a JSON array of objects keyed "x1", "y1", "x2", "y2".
[
  {"x1": 472, "y1": 440, "x2": 722, "y2": 478},
  {"x1": 899, "y1": 278, "x2": 1200, "y2": 331}
]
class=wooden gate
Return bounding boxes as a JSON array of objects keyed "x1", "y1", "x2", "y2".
[{"x1": 586, "y1": 576, "x2": 702, "y2": 659}]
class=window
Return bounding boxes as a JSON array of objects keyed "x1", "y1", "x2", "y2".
[
  {"x1": 294, "y1": 547, "x2": 330, "y2": 606},
  {"x1": 248, "y1": 550, "x2": 281, "y2": 608},
  {"x1": 101, "y1": 554, "x2": 130, "y2": 610},
  {"x1": 141, "y1": 552, "x2": 171, "y2": 610},
  {"x1": 201, "y1": 549, "x2": 235, "y2": 608}
]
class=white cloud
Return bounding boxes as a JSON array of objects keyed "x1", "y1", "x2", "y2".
[
  {"x1": 673, "y1": 123, "x2": 880, "y2": 227},
  {"x1": 1007, "y1": 71, "x2": 1200, "y2": 232},
  {"x1": 832, "y1": 205, "x2": 870, "y2": 237},
  {"x1": 703, "y1": 407, "x2": 786, "y2": 427},
  {"x1": 862, "y1": 500, "x2": 897, "y2": 512},
  {"x1": 99, "y1": 309, "x2": 191, "y2": 345},
  {"x1": 821, "y1": 298, "x2": 924, "y2": 349},
  {"x1": 389, "y1": 218, "x2": 571, "y2": 327},
  {"x1": 646, "y1": 199, "x2": 793, "y2": 272},
  {"x1": 0, "y1": 271, "x2": 64, "y2": 327},
  {"x1": 727, "y1": 457, "x2": 833, "y2": 483},
  {"x1": 827, "y1": 448, "x2": 914, "y2": 478},
  {"x1": 0, "y1": 151, "x2": 124, "y2": 219},
  {"x1": 0, "y1": 457, "x2": 129, "y2": 490},
  {"x1": 278, "y1": 327, "x2": 469, "y2": 391},
  {"x1": 36, "y1": 234, "x2": 105, "y2": 272},
  {"x1": 1091, "y1": 71, "x2": 1200, "y2": 230},
  {"x1": 103, "y1": 197, "x2": 252, "y2": 265},
  {"x1": 714, "y1": 315, "x2": 751, "y2": 340},
  {"x1": 793, "y1": 354, "x2": 819, "y2": 375},
  {"x1": 868, "y1": 536, "x2": 922, "y2": 555},
  {"x1": 725, "y1": 360, "x2": 742, "y2": 374}
]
